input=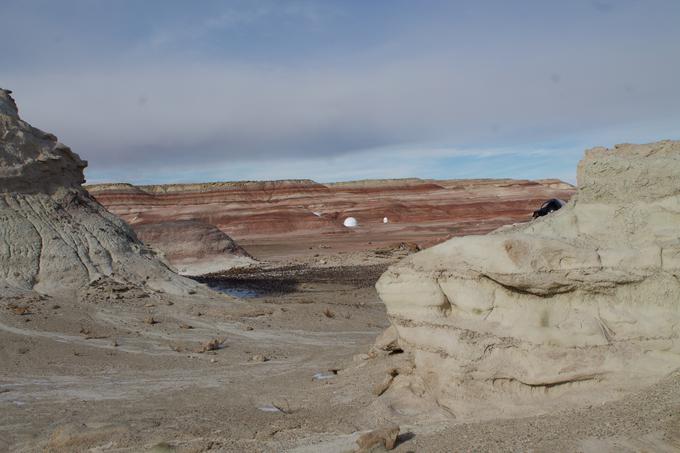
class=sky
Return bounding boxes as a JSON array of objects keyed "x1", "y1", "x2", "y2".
[{"x1": 1, "y1": 0, "x2": 679, "y2": 185}]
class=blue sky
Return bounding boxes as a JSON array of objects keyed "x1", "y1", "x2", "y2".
[{"x1": 2, "y1": 0, "x2": 679, "y2": 184}]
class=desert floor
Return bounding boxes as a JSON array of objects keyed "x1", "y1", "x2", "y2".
[{"x1": 1, "y1": 241, "x2": 679, "y2": 452}]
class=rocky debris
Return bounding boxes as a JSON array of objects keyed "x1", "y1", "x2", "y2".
[
  {"x1": 373, "y1": 242, "x2": 420, "y2": 257},
  {"x1": 370, "y1": 325, "x2": 400, "y2": 356},
  {"x1": 197, "y1": 338, "x2": 224, "y2": 353},
  {"x1": 355, "y1": 424, "x2": 400, "y2": 451},
  {"x1": 7, "y1": 303, "x2": 31, "y2": 315},
  {"x1": 133, "y1": 220, "x2": 256, "y2": 276},
  {"x1": 78, "y1": 277, "x2": 154, "y2": 304},
  {"x1": 376, "y1": 140, "x2": 680, "y2": 420},
  {"x1": 79, "y1": 326, "x2": 108, "y2": 340},
  {"x1": 0, "y1": 88, "x2": 199, "y2": 297},
  {"x1": 372, "y1": 369, "x2": 399, "y2": 396}
]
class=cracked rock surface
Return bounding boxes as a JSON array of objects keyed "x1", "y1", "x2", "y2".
[
  {"x1": 376, "y1": 140, "x2": 680, "y2": 419},
  {"x1": 0, "y1": 88, "x2": 198, "y2": 297}
]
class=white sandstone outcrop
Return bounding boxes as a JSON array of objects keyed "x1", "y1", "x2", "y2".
[
  {"x1": 376, "y1": 140, "x2": 680, "y2": 419},
  {"x1": 0, "y1": 88, "x2": 198, "y2": 296}
]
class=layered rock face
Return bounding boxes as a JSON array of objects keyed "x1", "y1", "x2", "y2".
[
  {"x1": 134, "y1": 220, "x2": 255, "y2": 276},
  {"x1": 376, "y1": 140, "x2": 680, "y2": 419},
  {"x1": 0, "y1": 89, "x2": 196, "y2": 296},
  {"x1": 87, "y1": 177, "x2": 575, "y2": 258}
]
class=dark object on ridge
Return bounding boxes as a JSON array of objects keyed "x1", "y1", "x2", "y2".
[{"x1": 532, "y1": 198, "x2": 566, "y2": 218}]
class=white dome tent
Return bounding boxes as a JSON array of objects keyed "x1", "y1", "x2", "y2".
[{"x1": 343, "y1": 217, "x2": 358, "y2": 228}]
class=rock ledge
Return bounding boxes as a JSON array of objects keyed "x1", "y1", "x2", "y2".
[{"x1": 376, "y1": 140, "x2": 680, "y2": 419}]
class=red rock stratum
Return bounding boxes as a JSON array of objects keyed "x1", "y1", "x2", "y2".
[{"x1": 87, "y1": 177, "x2": 575, "y2": 262}]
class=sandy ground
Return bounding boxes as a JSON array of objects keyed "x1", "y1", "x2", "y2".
[{"x1": 1, "y1": 243, "x2": 680, "y2": 452}]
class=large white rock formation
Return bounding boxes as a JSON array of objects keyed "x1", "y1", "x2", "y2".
[
  {"x1": 0, "y1": 88, "x2": 197, "y2": 296},
  {"x1": 376, "y1": 140, "x2": 680, "y2": 419}
]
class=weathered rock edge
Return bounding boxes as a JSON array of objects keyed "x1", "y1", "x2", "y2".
[
  {"x1": 0, "y1": 88, "x2": 198, "y2": 296},
  {"x1": 376, "y1": 140, "x2": 680, "y2": 419}
]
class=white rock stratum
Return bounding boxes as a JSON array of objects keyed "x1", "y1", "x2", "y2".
[
  {"x1": 376, "y1": 140, "x2": 680, "y2": 419},
  {"x1": 0, "y1": 88, "x2": 197, "y2": 296}
]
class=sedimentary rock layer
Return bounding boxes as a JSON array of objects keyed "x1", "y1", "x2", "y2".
[
  {"x1": 87, "y1": 177, "x2": 575, "y2": 257},
  {"x1": 376, "y1": 140, "x2": 680, "y2": 419},
  {"x1": 134, "y1": 220, "x2": 255, "y2": 276},
  {"x1": 0, "y1": 88, "x2": 197, "y2": 296}
]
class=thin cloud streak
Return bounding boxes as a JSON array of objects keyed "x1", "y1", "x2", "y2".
[
  {"x1": 2, "y1": 0, "x2": 679, "y2": 183},
  {"x1": 9, "y1": 41, "x2": 680, "y2": 166}
]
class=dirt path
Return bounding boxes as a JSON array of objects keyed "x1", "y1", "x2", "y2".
[
  {"x1": 0, "y1": 263, "x2": 394, "y2": 452},
  {"x1": 2, "y1": 258, "x2": 680, "y2": 452}
]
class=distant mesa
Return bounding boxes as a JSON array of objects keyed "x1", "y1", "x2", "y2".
[{"x1": 87, "y1": 176, "x2": 576, "y2": 258}]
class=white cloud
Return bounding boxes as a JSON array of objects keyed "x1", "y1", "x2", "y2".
[
  {"x1": 8, "y1": 41, "x2": 679, "y2": 171},
  {"x1": 2, "y1": 1, "x2": 679, "y2": 184}
]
